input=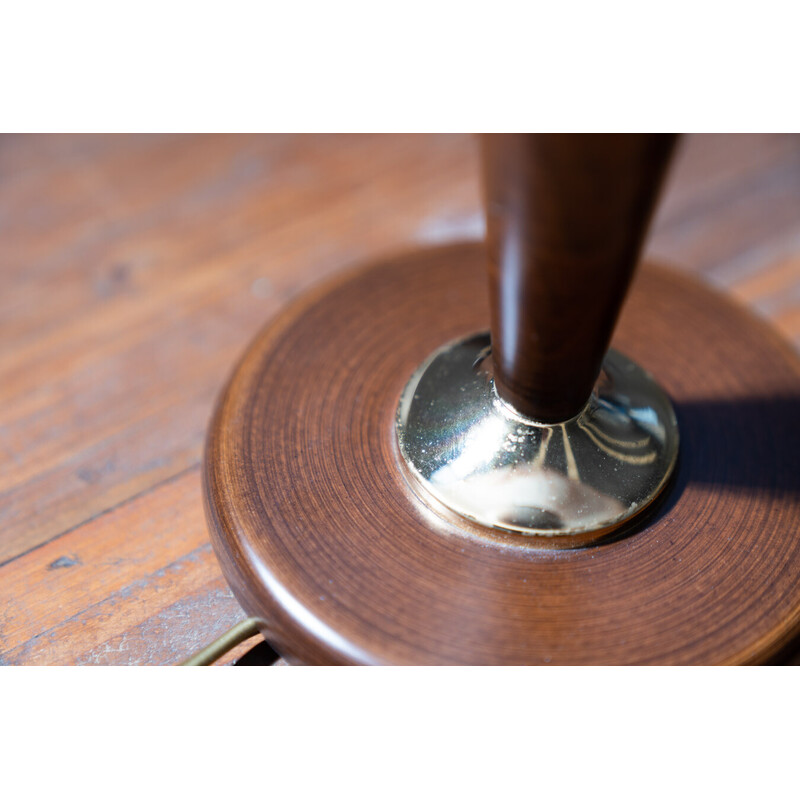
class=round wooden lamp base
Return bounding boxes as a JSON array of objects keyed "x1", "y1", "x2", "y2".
[{"x1": 204, "y1": 242, "x2": 800, "y2": 665}]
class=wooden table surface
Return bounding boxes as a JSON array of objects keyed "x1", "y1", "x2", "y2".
[{"x1": 1, "y1": 133, "x2": 799, "y2": 666}]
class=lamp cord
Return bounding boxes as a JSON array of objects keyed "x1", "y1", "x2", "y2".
[{"x1": 180, "y1": 617, "x2": 262, "y2": 666}]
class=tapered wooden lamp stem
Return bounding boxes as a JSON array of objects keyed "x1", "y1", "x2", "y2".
[{"x1": 481, "y1": 133, "x2": 678, "y2": 422}]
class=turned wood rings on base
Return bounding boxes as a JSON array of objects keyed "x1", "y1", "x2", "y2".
[{"x1": 204, "y1": 243, "x2": 800, "y2": 665}]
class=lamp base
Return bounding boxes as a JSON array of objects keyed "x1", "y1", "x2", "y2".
[{"x1": 204, "y1": 242, "x2": 800, "y2": 664}]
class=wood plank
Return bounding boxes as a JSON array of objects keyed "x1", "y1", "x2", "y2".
[
  {"x1": 648, "y1": 133, "x2": 800, "y2": 282},
  {"x1": 0, "y1": 467, "x2": 245, "y2": 665},
  {"x1": 0, "y1": 134, "x2": 480, "y2": 564}
]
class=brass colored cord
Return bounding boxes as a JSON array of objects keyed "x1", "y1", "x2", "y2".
[{"x1": 180, "y1": 617, "x2": 262, "y2": 666}]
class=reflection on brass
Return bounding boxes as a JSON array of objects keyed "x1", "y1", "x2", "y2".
[{"x1": 395, "y1": 333, "x2": 679, "y2": 543}]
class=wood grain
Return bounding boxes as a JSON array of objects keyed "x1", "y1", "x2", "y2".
[{"x1": 1, "y1": 134, "x2": 799, "y2": 664}]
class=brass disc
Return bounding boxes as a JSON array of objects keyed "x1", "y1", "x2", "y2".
[
  {"x1": 204, "y1": 242, "x2": 800, "y2": 665},
  {"x1": 396, "y1": 336, "x2": 679, "y2": 545}
]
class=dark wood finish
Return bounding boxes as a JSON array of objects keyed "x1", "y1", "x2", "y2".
[
  {"x1": 204, "y1": 242, "x2": 800, "y2": 665},
  {"x1": 1, "y1": 134, "x2": 799, "y2": 664},
  {"x1": 482, "y1": 134, "x2": 677, "y2": 421}
]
